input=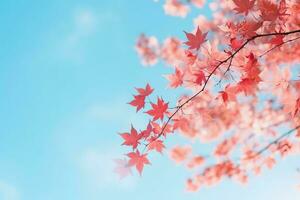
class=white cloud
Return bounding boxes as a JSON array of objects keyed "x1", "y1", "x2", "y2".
[{"x1": 0, "y1": 181, "x2": 19, "y2": 200}]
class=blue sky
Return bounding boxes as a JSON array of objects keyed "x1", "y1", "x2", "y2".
[{"x1": 0, "y1": 0, "x2": 299, "y2": 200}]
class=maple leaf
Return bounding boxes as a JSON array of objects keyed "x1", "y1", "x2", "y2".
[
  {"x1": 120, "y1": 125, "x2": 142, "y2": 149},
  {"x1": 186, "y1": 178, "x2": 200, "y2": 192},
  {"x1": 170, "y1": 146, "x2": 192, "y2": 163},
  {"x1": 219, "y1": 86, "x2": 238, "y2": 104},
  {"x1": 165, "y1": 68, "x2": 184, "y2": 88},
  {"x1": 278, "y1": 0, "x2": 288, "y2": 21},
  {"x1": 127, "y1": 150, "x2": 150, "y2": 175},
  {"x1": 184, "y1": 26, "x2": 207, "y2": 50},
  {"x1": 237, "y1": 78, "x2": 259, "y2": 95},
  {"x1": 193, "y1": 70, "x2": 206, "y2": 86},
  {"x1": 145, "y1": 97, "x2": 169, "y2": 121},
  {"x1": 258, "y1": 0, "x2": 278, "y2": 21},
  {"x1": 230, "y1": 37, "x2": 243, "y2": 51},
  {"x1": 191, "y1": 0, "x2": 205, "y2": 8},
  {"x1": 135, "y1": 83, "x2": 154, "y2": 97},
  {"x1": 129, "y1": 83, "x2": 154, "y2": 112},
  {"x1": 233, "y1": 0, "x2": 255, "y2": 15},
  {"x1": 140, "y1": 122, "x2": 153, "y2": 139},
  {"x1": 128, "y1": 95, "x2": 146, "y2": 112},
  {"x1": 244, "y1": 53, "x2": 261, "y2": 80},
  {"x1": 264, "y1": 157, "x2": 276, "y2": 169},
  {"x1": 219, "y1": 91, "x2": 228, "y2": 103},
  {"x1": 219, "y1": 85, "x2": 238, "y2": 103},
  {"x1": 277, "y1": 140, "x2": 292, "y2": 157},
  {"x1": 173, "y1": 116, "x2": 192, "y2": 133},
  {"x1": 240, "y1": 20, "x2": 263, "y2": 37},
  {"x1": 185, "y1": 50, "x2": 197, "y2": 65},
  {"x1": 187, "y1": 156, "x2": 205, "y2": 169},
  {"x1": 114, "y1": 158, "x2": 132, "y2": 179},
  {"x1": 258, "y1": 0, "x2": 287, "y2": 22},
  {"x1": 151, "y1": 121, "x2": 173, "y2": 137},
  {"x1": 147, "y1": 137, "x2": 165, "y2": 153},
  {"x1": 269, "y1": 35, "x2": 284, "y2": 46}
]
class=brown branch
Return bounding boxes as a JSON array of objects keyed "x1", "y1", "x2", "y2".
[{"x1": 145, "y1": 29, "x2": 300, "y2": 149}]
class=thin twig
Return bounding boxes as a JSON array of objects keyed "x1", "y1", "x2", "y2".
[
  {"x1": 259, "y1": 35, "x2": 300, "y2": 58},
  {"x1": 216, "y1": 56, "x2": 233, "y2": 86}
]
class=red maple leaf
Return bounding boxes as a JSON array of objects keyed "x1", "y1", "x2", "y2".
[
  {"x1": 230, "y1": 37, "x2": 243, "y2": 51},
  {"x1": 151, "y1": 121, "x2": 173, "y2": 136},
  {"x1": 120, "y1": 125, "x2": 142, "y2": 149},
  {"x1": 170, "y1": 146, "x2": 192, "y2": 163},
  {"x1": 127, "y1": 150, "x2": 150, "y2": 175},
  {"x1": 145, "y1": 97, "x2": 169, "y2": 121},
  {"x1": 140, "y1": 122, "x2": 153, "y2": 139},
  {"x1": 194, "y1": 70, "x2": 206, "y2": 86},
  {"x1": 135, "y1": 83, "x2": 154, "y2": 97},
  {"x1": 269, "y1": 35, "x2": 284, "y2": 45},
  {"x1": 233, "y1": 0, "x2": 255, "y2": 15},
  {"x1": 185, "y1": 50, "x2": 197, "y2": 65},
  {"x1": 129, "y1": 83, "x2": 154, "y2": 112},
  {"x1": 240, "y1": 20, "x2": 263, "y2": 37},
  {"x1": 219, "y1": 85, "x2": 238, "y2": 103},
  {"x1": 258, "y1": 0, "x2": 288, "y2": 22},
  {"x1": 264, "y1": 156, "x2": 276, "y2": 169},
  {"x1": 184, "y1": 27, "x2": 207, "y2": 50},
  {"x1": 244, "y1": 53, "x2": 261, "y2": 80},
  {"x1": 219, "y1": 91, "x2": 228, "y2": 103},
  {"x1": 128, "y1": 95, "x2": 146, "y2": 112},
  {"x1": 165, "y1": 68, "x2": 184, "y2": 88},
  {"x1": 147, "y1": 137, "x2": 165, "y2": 154},
  {"x1": 187, "y1": 156, "x2": 205, "y2": 169},
  {"x1": 237, "y1": 78, "x2": 259, "y2": 95}
]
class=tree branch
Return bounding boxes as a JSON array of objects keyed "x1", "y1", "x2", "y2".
[
  {"x1": 145, "y1": 29, "x2": 300, "y2": 148},
  {"x1": 259, "y1": 35, "x2": 300, "y2": 58}
]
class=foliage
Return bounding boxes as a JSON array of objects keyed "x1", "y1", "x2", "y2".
[{"x1": 116, "y1": 0, "x2": 300, "y2": 192}]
